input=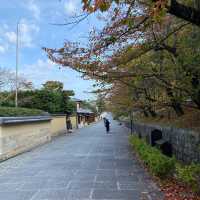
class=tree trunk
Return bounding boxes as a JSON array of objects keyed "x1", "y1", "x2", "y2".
[
  {"x1": 171, "y1": 102, "x2": 184, "y2": 117},
  {"x1": 146, "y1": 105, "x2": 157, "y2": 117},
  {"x1": 167, "y1": 0, "x2": 200, "y2": 26},
  {"x1": 194, "y1": 0, "x2": 200, "y2": 10},
  {"x1": 191, "y1": 75, "x2": 200, "y2": 109},
  {"x1": 166, "y1": 87, "x2": 184, "y2": 116},
  {"x1": 143, "y1": 110, "x2": 149, "y2": 117}
]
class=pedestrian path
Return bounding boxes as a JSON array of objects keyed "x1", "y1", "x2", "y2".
[{"x1": 0, "y1": 119, "x2": 163, "y2": 200}]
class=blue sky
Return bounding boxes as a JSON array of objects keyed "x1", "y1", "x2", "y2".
[{"x1": 0, "y1": 0, "x2": 102, "y2": 100}]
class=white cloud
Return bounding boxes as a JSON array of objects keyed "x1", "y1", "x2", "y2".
[
  {"x1": 31, "y1": 59, "x2": 55, "y2": 70},
  {"x1": 22, "y1": 58, "x2": 70, "y2": 88},
  {"x1": 27, "y1": 0, "x2": 40, "y2": 20},
  {"x1": 22, "y1": 58, "x2": 96, "y2": 99},
  {"x1": 0, "y1": 24, "x2": 9, "y2": 53},
  {"x1": 23, "y1": 59, "x2": 59, "y2": 81},
  {"x1": 0, "y1": 19, "x2": 40, "y2": 49},
  {"x1": 2, "y1": 23, "x2": 9, "y2": 30},
  {"x1": 19, "y1": 19, "x2": 40, "y2": 47},
  {"x1": 5, "y1": 31, "x2": 17, "y2": 44},
  {"x1": 64, "y1": 0, "x2": 78, "y2": 15},
  {"x1": 0, "y1": 45, "x2": 6, "y2": 54}
]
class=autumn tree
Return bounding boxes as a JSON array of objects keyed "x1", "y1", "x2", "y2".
[
  {"x1": 0, "y1": 67, "x2": 33, "y2": 106},
  {"x1": 44, "y1": 0, "x2": 200, "y2": 117}
]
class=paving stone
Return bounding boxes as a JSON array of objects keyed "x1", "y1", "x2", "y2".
[
  {"x1": 92, "y1": 189, "x2": 141, "y2": 199},
  {"x1": 0, "y1": 191, "x2": 36, "y2": 200},
  {"x1": 66, "y1": 189, "x2": 92, "y2": 200},
  {"x1": 96, "y1": 174, "x2": 117, "y2": 182},
  {"x1": 98, "y1": 162, "x2": 116, "y2": 169},
  {"x1": 117, "y1": 175, "x2": 139, "y2": 182},
  {"x1": 94, "y1": 181, "x2": 118, "y2": 190},
  {"x1": 31, "y1": 189, "x2": 68, "y2": 200},
  {"x1": 43, "y1": 179, "x2": 71, "y2": 190},
  {"x1": 68, "y1": 181, "x2": 94, "y2": 190},
  {"x1": 0, "y1": 183, "x2": 23, "y2": 191},
  {"x1": 118, "y1": 181, "x2": 148, "y2": 191},
  {"x1": 71, "y1": 173, "x2": 96, "y2": 181},
  {"x1": 0, "y1": 119, "x2": 163, "y2": 200},
  {"x1": 17, "y1": 179, "x2": 49, "y2": 191}
]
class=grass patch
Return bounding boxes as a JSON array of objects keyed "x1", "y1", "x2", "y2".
[
  {"x1": 129, "y1": 135, "x2": 200, "y2": 194},
  {"x1": 176, "y1": 163, "x2": 200, "y2": 193},
  {"x1": 129, "y1": 135, "x2": 175, "y2": 177},
  {"x1": 0, "y1": 106, "x2": 47, "y2": 117}
]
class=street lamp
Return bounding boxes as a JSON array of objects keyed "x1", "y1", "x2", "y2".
[{"x1": 15, "y1": 22, "x2": 19, "y2": 107}]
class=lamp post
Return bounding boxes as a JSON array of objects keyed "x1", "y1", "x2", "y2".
[
  {"x1": 130, "y1": 110, "x2": 133, "y2": 135},
  {"x1": 15, "y1": 22, "x2": 19, "y2": 107}
]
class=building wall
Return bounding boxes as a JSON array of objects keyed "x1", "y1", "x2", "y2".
[
  {"x1": 51, "y1": 115, "x2": 66, "y2": 137},
  {"x1": 0, "y1": 120, "x2": 51, "y2": 161},
  {"x1": 76, "y1": 102, "x2": 81, "y2": 110},
  {"x1": 0, "y1": 114, "x2": 99, "y2": 161}
]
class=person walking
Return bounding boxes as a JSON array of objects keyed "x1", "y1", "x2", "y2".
[
  {"x1": 105, "y1": 118, "x2": 110, "y2": 133},
  {"x1": 103, "y1": 117, "x2": 107, "y2": 127},
  {"x1": 66, "y1": 118, "x2": 72, "y2": 133}
]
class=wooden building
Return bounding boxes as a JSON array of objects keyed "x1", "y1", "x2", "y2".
[{"x1": 69, "y1": 98, "x2": 96, "y2": 129}]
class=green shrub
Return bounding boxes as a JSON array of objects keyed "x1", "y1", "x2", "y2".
[
  {"x1": 0, "y1": 107, "x2": 46, "y2": 117},
  {"x1": 129, "y1": 135, "x2": 175, "y2": 178},
  {"x1": 176, "y1": 163, "x2": 200, "y2": 192},
  {"x1": 0, "y1": 87, "x2": 76, "y2": 115}
]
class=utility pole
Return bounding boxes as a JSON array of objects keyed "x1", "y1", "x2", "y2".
[
  {"x1": 15, "y1": 22, "x2": 19, "y2": 107},
  {"x1": 130, "y1": 110, "x2": 133, "y2": 135}
]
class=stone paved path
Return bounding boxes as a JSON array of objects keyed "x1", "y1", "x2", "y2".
[{"x1": 0, "y1": 119, "x2": 163, "y2": 200}]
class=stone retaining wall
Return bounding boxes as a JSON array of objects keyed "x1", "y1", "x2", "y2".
[
  {"x1": 0, "y1": 116, "x2": 52, "y2": 161},
  {"x1": 131, "y1": 122, "x2": 200, "y2": 164}
]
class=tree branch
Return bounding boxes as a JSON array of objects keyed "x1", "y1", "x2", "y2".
[{"x1": 167, "y1": 0, "x2": 200, "y2": 26}]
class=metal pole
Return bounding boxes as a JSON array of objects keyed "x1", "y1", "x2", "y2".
[
  {"x1": 130, "y1": 111, "x2": 133, "y2": 135},
  {"x1": 131, "y1": 118, "x2": 133, "y2": 135},
  {"x1": 76, "y1": 102, "x2": 79, "y2": 129},
  {"x1": 15, "y1": 22, "x2": 19, "y2": 107}
]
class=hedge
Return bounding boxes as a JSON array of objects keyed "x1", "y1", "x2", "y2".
[
  {"x1": 129, "y1": 135, "x2": 175, "y2": 178},
  {"x1": 0, "y1": 107, "x2": 46, "y2": 117}
]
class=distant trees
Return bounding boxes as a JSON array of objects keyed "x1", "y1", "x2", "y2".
[
  {"x1": 0, "y1": 67, "x2": 33, "y2": 92},
  {"x1": 0, "y1": 67, "x2": 33, "y2": 105},
  {"x1": 81, "y1": 100, "x2": 98, "y2": 114},
  {"x1": 0, "y1": 80, "x2": 76, "y2": 115},
  {"x1": 43, "y1": 81, "x2": 64, "y2": 91},
  {"x1": 95, "y1": 94, "x2": 106, "y2": 114},
  {"x1": 0, "y1": 68, "x2": 10, "y2": 90}
]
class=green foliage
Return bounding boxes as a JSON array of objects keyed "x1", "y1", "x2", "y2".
[
  {"x1": 99, "y1": 1, "x2": 111, "y2": 12},
  {"x1": 46, "y1": 0, "x2": 200, "y2": 120},
  {"x1": 176, "y1": 163, "x2": 200, "y2": 192},
  {"x1": 61, "y1": 93, "x2": 76, "y2": 115},
  {"x1": 0, "y1": 107, "x2": 45, "y2": 117},
  {"x1": 0, "y1": 81, "x2": 75, "y2": 115},
  {"x1": 112, "y1": 109, "x2": 129, "y2": 120},
  {"x1": 129, "y1": 135, "x2": 175, "y2": 177},
  {"x1": 42, "y1": 81, "x2": 64, "y2": 91},
  {"x1": 81, "y1": 100, "x2": 97, "y2": 114},
  {"x1": 18, "y1": 90, "x2": 75, "y2": 114},
  {"x1": 29, "y1": 90, "x2": 63, "y2": 114},
  {"x1": 129, "y1": 135, "x2": 200, "y2": 192},
  {"x1": 96, "y1": 94, "x2": 106, "y2": 114}
]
